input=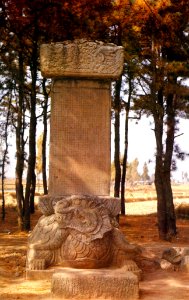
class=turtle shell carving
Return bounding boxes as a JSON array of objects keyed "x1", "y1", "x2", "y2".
[
  {"x1": 55, "y1": 198, "x2": 113, "y2": 268},
  {"x1": 27, "y1": 195, "x2": 140, "y2": 270},
  {"x1": 27, "y1": 196, "x2": 113, "y2": 269}
]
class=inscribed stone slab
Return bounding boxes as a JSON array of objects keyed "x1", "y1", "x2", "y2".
[{"x1": 49, "y1": 79, "x2": 111, "y2": 196}]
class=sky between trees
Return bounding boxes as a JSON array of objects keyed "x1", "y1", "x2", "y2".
[{"x1": 5, "y1": 114, "x2": 188, "y2": 182}]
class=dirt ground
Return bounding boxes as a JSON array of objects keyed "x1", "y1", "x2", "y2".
[{"x1": 0, "y1": 201, "x2": 189, "y2": 300}]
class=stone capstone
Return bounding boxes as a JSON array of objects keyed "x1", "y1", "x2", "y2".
[{"x1": 40, "y1": 39, "x2": 124, "y2": 79}]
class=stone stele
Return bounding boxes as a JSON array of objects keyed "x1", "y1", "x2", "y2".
[
  {"x1": 26, "y1": 40, "x2": 141, "y2": 299},
  {"x1": 40, "y1": 39, "x2": 124, "y2": 196}
]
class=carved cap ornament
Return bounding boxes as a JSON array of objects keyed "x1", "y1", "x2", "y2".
[{"x1": 40, "y1": 39, "x2": 124, "y2": 79}]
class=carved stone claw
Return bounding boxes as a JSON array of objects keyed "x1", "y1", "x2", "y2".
[
  {"x1": 29, "y1": 259, "x2": 46, "y2": 270},
  {"x1": 120, "y1": 260, "x2": 142, "y2": 280}
]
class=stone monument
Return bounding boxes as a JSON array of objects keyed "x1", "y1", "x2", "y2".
[
  {"x1": 41, "y1": 39, "x2": 124, "y2": 197},
  {"x1": 26, "y1": 40, "x2": 141, "y2": 299}
]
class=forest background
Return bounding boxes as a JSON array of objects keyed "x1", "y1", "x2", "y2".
[{"x1": 0, "y1": 0, "x2": 189, "y2": 241}]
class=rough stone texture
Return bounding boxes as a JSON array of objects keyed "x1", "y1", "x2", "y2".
[
  {"x1": 160, "y1": 247, "x2": 189, "y2": 272},
  {"x1": 180, "y1": 255, "x2": 189, "y2": 272},
  {"x1": 40, "y1": 40, "x2": 124, "y2": 79},
  {"x1": 39, "y1": 39, "x2": 124, "y2": 196},
  {"x1": 160, "y1": 259, "x2": 175, "y2": 271},
  {"x1": 49, "y1": 79, "x2": 111, "y2": 196},
  {"x1": 120, "y1": 260, "x2": 142, "y2": 280},
  {"x1": 26, "y1": 268, "x2": 57, "y2": 280},
  {"x1": 26, "y1": 196, "x2": 141, "y2": 272},
  {"x1": 182, "y1": 247, "x2": 189, "y2": 256},
  {"x1": 38, "y1": 194, "x2": 121, "y2": 217},
  {"x1": 26, "y1": 41, "x2": 141, "y2": 292},
  {"x1": 51, "y1": 268, "x2": 139, "y2": 300},
  {"x1": 162, "y1": 247, "x2": 182, "y2": 264}
]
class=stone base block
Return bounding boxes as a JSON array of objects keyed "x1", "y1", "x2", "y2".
[
  {"x1": 51, "y1": 268, "x2": 139, "y2": 300},
  {"x1": 26, "y1": 268, "x2": 56, "y2": 280}
]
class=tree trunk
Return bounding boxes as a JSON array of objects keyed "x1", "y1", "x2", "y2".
[
  {"x1": 1, "y1": 95, "x2": 11, "y2": 220},
  {"x1": 120, "y1": 110, "x2": 127, "y2": 215},
  {"x1": 163, "y1": 92, "x2": 177, "y2": 238},
  {"x1": 29, "y1": 173, "x2": 36, "y2": 214},
  {"x1": 114, "y1": 77, "x2": 122, "y2": 198},
  {"x1": 15, "y1": 50, "x2": 25, "y2": 231},
  {"x1": 42, "y1": 78, "x2": 49, "y2": 195},
  {"x1": 1, "y1": 161, "x2": 6, "y2": 220},
  {"x1": 24, "y1": 84, "x2": 36, "y2": 227},
  {"x1": 120, "y1": 70, "x2": 132, "y2": 215},
  {"x1": 154, "y1": 117, "x2": 167, "y2": 239},
  {"x1": 24, "y1": 40, "x2": 38, "y2": 230},
  {"x1": 153, "y1": 87, "x2": 167, "y2": 239},
  {"x1": 154, "y1": 89, "x2": 177, "y2": 240}
]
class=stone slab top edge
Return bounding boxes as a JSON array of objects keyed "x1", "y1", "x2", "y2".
[{"x1": 40, "y1": 39, "x2": 124, "y2": 79}]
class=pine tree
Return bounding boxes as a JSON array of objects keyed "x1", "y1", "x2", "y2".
[{"x1": 141, "y1": 162, "x2": 150, "y2": 182}]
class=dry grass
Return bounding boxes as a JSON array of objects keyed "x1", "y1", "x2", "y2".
[
  {"x1": 1, "y1": 181, "x2": 189, "y2": 205},
  {"x1": 0, "y1": 179, "x2": 43, "y2": 193},
  {"x1": 125, "y1": 184, "x2": 189, "y2": 202},
  {"x1": 0, "y1": 179, "x2": 43, "y2": 207}
]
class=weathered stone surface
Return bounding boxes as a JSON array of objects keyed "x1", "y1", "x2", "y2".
[
  {"x1": 160, "y1": 259, "x2": 175, "y2": 271},
  {"x1": 40, "y1": 40, "x2": 123, "y2": 196},
  {"x1": 26, "y1": 268, "x2": 56, "y2": 280},
  {"x1": 180, "y1": 255, "x2": 189, "y2": 272},
  {"x1": 27, "y1": 41, "x2": 141, "y2": 295},
  {"x1": 49, "y1": 79, "x2": 111, "y2": 196},
  {"x1": 38, "y1": 194, "x2": 121, "y2": 217},
  {"x1": 26, "y1": 196, "x2": 140, "y2": 271},
  {"x1": 40, "y1": 40, "x2": 124, "y2": 79},
  {"x1": 162, "y1": 247, "x2": 182, "y2": 264},
  {"x1": 160, "y1": 247, "x2": 189, "y2": 272},
  {"x1": 182, "y1": 247, "x2": 189, "y2": 256},
  {"x1": 119, "y1": 260, "x2": 142, "y2": 280},
  {"x1": 51, "y1": 268, "x2": 139, "y2": 300}
]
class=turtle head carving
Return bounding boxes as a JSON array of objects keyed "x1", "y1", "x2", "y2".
[{"x1": 54, "y1": 197, "x2": 112, "y2": 241}]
